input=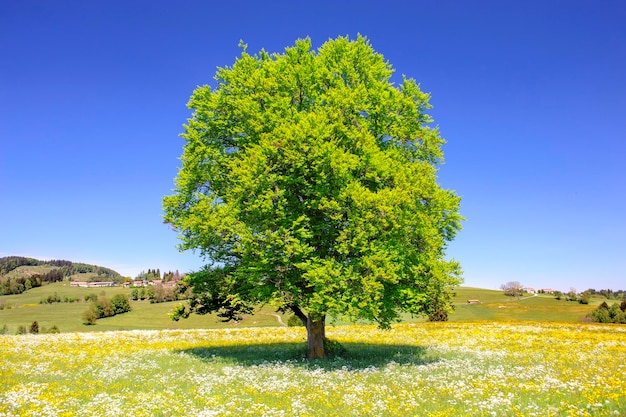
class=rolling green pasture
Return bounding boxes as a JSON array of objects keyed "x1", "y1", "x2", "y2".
[
  {"x1": 449, "y1": 287, "x2": 600, "y2": 322},
  {"x1": 0, "y1": 283, "x2": 607, "y2": 334},
  {"x1": 0, "y1": 282, "x2": 288, "y2": 333}
]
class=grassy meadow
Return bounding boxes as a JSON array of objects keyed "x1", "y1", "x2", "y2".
[
  {"x1": 0, "y1": 282, "x2": 289, "y2": 333},
  {"x1": 1, "y1": 322, "x2": 625, "y2": 416},
  {"x1": 0, "y1": 283, "x2": 603, "y2": 334},
  {"x1": 2, "y1": 283, "x2": 624, "y2": 416}
]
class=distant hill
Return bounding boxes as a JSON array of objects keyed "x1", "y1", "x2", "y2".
[{"x1": 0, "y1": 256, "x2": 122, "y2": 295}]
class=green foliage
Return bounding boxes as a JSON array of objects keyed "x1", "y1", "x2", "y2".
[
  {"x1": 82, "y1": 305, "x2": 99, "y2": 325},
  {"x1": 0, "y1": 256, "x2": 43, "y2": 274},
  {"x1": 578, "y1": 290, "x2": 591, "y2": 304},
  {"x1": 150, "y1": 285, "x2": 180, "y2": 304},
  {"x1": 163, "y1": 35, "x2": 463, "y2": 337},
  {"x1": 97, "y1": 297, "x2": 114, "y2": 318},
  {"x1": 110, "y1": 294, "x2": 132, "y2": 315},
  {"x1": 40, "y1": 292, "x2": 62, "y2": 304},
  {"x1": 0, "y1": 256, "x2": 122, "y2": 283},
  {"x1": 168, "y1": 303, "x2": 190, "y2": 321},
  {"x1": 84, "y1": 293, "x2": 98, "y2": 303},
  {"x1": 287, "y1": 314, "x2": 305, "y2": 327},
  {"x1": 81, "y1": 295, "x2": 132, "y2": 325},
  {"x1": 0, "y1": 324, "x2": 8, "y2": 334},
  {"x1": 323, "y1": 338, "x2": 348, "y2": 358},
  {"x1": 589, "y1": 302, "x2": 626, "y2": 324},
  {"x1": 16, "y1": 325, "x2": 27, "y2": 335}
]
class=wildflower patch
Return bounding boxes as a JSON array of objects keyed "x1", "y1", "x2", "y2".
[{"x1": 1, "y1": 322, "x2": 625, "y2": 416}]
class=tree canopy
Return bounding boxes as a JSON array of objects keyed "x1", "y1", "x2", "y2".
[{"x1": 163, "y1": 35, "x2": 463, "y2": 358}]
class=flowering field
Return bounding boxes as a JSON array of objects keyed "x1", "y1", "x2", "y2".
[{"x1": 1, "y1": 322, "x2": 625, "y2": 416}]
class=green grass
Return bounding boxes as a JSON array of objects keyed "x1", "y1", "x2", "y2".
[
  {"x1": 3, "y1": 265, "x2": 58, "y2": 279},
  {"x1": 0, "y1": 282, "x2": 288, "y2": 333},
  {"x1": 0, "y1": 283, "x2": 609, "y2": 334},
  {"x1": 449, "y1": 287, "x2": 600, "y2": 322}
]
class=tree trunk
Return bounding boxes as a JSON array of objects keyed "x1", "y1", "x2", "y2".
[{"x1": 306, "y1": 315, "x2": 326, "y2": 359}]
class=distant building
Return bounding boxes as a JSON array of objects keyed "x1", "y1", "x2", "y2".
[{"x1": 70, "y1": 281, "x2": 116, "y2": 288}]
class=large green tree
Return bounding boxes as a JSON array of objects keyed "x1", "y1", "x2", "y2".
[{"x1": 163, "y1": 36, "x2": 463, "y2": 358}]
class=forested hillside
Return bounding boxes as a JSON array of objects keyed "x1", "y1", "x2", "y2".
[{"x1": 0, "y1": 256, "x2": 122, "y2": 295}]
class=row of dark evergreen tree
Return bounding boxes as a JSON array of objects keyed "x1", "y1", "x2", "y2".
[{"x1": 135, "y1": 268, "x2": 182, "y2": 282}]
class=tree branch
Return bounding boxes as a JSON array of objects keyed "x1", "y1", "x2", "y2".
[{"x1": 289, "y1": 303, "x2": 308, "y2": 326}]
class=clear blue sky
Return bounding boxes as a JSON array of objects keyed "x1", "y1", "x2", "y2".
[{"x1": 1, "y1": 1, "x2": 624, "y2": 291}]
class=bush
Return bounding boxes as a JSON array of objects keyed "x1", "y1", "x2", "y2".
[
  {"x1": 111, "y1": 294, "x2": 131, "y2": 314},
  {"x1": 0, "y1": 324, "x2": 8, "y2": 334},
  {"x1": 589, "y1": 302, "x2": 626, "y2": 324},
  {"x1": 29, "y1": 321, "x2": 39, "y2": 334},
  {"x1": 324, "y1": 338, "x2": 348, "y2": 358},
  {"x1": 82, "y1": 295, "x2": 131, "y2": 325},
  {"x1": 16, "y1": 325, "x2": 27, "y2": 335},
  {"x1": 287, "y1": 315, "x2": 305, "y2": 327},
  {"x1": 82, "y1": 304, "x2": 99, "y2": 325},
  {"x1": 47, "y1": 325, "x2": 60, "y2": 334},
  {"x1": 97, "y1": 297, "x2": 115, "y2": 318},
  {"x1": 428, "y1": 308, "x2": 449, "y2": 322},
  {"x1": 84, "y1": 293, "x2": 98, "y2": 303}
]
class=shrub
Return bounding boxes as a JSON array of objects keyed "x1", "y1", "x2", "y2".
[
  {"x1": 16, "y1": 325, "x2": 27, "y2": 335},
  {"x1": 589, "y1": 302, "x2": 626, "y2": 324},
  {"x1": 90, "y1": 297, "x2": 114, "y2": 318},
  {"x1": 47, "y1": 325, "x2": 60, "y2": 334},
  {"x1": 287, "y1": 315, "x2": 305, "y2": 327},
  {"x1": 47, "y1": 292, "x2": 61, "y2": 304},
  {"x1": 111, "y1": 294, "x2": 131, "y2": 314},
  {"x1": 0, "y1": 324, "x2": 8, "y2": 334},
  {"x1": 324, "y1": 338, "x2": 348, "y2": 358},
  {"x1": 29, "y1": 321, "x2": 39, "y2": 334},
  {"x1": 428, "y1": 308, "x2": 449, "y2": 322},
  {"x1": 82, "y1": 295, "x2": 132, "y2": 325},
  {"x1": 591, "y1": 308, "x2": 611, "y2": 323},
  {"x1": 82, "y1": 304, "x2": 99, "y2": 325},
  {"x1": 84, "y1": 293, "x2": 97, "y2": 303}
]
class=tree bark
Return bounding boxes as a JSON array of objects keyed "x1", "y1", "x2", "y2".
[{"x1": 306, "y1": 315, "x2": 326, "y2": 359}]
